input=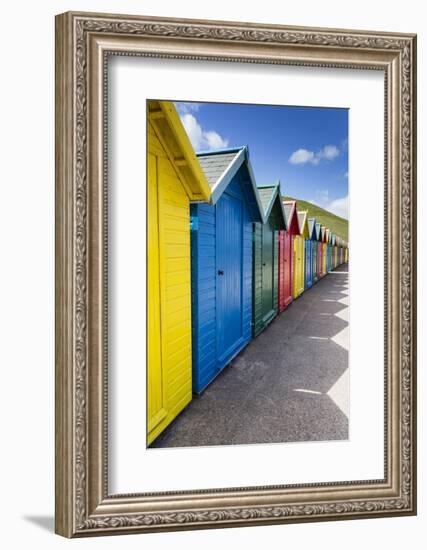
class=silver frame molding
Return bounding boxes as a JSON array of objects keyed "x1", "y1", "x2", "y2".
[{"x1": 55, "y1": 11, "x2": 417, "y2": 538}]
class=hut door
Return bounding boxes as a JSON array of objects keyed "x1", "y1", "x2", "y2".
[
  {"x1": 312, "y1": 241, "x2": 317, "y2": 279},
  {"x1": 216, "y1": 193, "x2": 243, "y2": 361},
  {"x1": 284, "y1": 232, "x2": 292, "y2": 303},
  {"x1": 278, "y1": 231, "x2": 284, "y2": 311},
  {"x1": 261, "y1": 221, "x2": 274, "y2": 320},
  {"x1": 304, "y1": 240, "x2": 309, "y2": 285},
  {"x1": 147, "y1": 154, "x2": 167, "y2": 434}
]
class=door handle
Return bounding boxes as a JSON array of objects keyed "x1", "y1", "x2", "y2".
[{"x1": 218, "y1": 269, "x2": 224, "y2": 276}]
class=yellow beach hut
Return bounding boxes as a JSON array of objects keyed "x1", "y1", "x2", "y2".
[
  {"x1": 293, "y1": 211, "x2": 309, "y2": 298},
  {"x1": 147, "y1": 100, "x2": 211, "y2": 444},
  {"x1": 321, "y1": 226, "x2": 327, "y2": 276}
]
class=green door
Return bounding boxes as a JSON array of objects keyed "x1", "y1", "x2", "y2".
[{"x1": 261, "y1": 221, "x2": 274, "y2": 320}]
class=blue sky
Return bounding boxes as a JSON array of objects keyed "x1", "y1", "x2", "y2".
[{"x1": 174, "y1": 101, "x2": 349, "y2": 219}]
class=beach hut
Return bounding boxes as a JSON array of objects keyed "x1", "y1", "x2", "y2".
[
  {"x1": 308, "y1": 217, "x2": 318, "y2": 285},
  {"x1": 331, "y1": 233, "x2": 337, "y2": 269},
  {"x1": 291, "y1": 210, "x2": 306, "y2": 298},
  {"x1": 345, "y1": 243, "x2": 349, "y2": 263},
  {"x1": 147, "y1": 100, "x2": 211, "y2": 444},
  {"x1": 280, "y1": 200, "x2": 300, "y2": 311},
  {"x1": 331, "y1": 237, "x2": 335, "y2": 268},
  {"x1": 325, "y1": 229, "x2": 332, "y2": 272},
  {"x1": 321, "y1": 226, "x2": 327, "y2": 276},
  {"x1": 191, "y1": 146, "x2": 264, "y2": 394},
  {"x1": 298, "y1": 211, "x2": 312, "y2": 290},
  {"x1": 253, "y1": 182, "x2": 287, "y2": 336},
  {"x1": 316, "y1": 223, "x2": 323, "y2": 278},
  {"x1": 333, "y1": 235, "x2": 338, "y2": 269}
]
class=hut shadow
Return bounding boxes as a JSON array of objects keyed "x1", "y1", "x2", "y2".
[{"x1": 152, "y1": 265, "x2": 349, "y2": 448}]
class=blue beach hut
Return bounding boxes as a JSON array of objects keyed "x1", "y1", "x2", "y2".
[
  {"x1": 190, "y1": 146, "x2": 264, "y2": 394},
  {"x1": 306, "y1": 217, "x2": 317, "y2": 288}
]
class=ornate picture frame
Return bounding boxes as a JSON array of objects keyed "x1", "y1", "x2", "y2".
[{"x1": 55, "y1": 11, "x2": 417, "y2": 537}]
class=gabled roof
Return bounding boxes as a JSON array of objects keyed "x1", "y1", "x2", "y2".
[
  {"x1": 325, "y1": 228, "x2": 331, "y2": 244},
  {"x1": 197, "y1": 146, "x2": 263, "y2": 222},
  {"x1": 307, "y1": 217, "x2": 317, "y2": 240},
  {"x1": 257, "y1": 182, "x2": 287, "y2": 229},
  {"x1": 331, "y1": 234, "x2": 336, "y2": 246},
  {"x1": 297, "y1": 211, "x2": 310, "y2": 238},
  {"x1": 315, "y1": 222, "x2": 322, "y2": 241},
  {"x1": 148, "y1": 101, "x2": 211, "y2": 202},
  {"x1": 282, "y1": 200, "x2": 300, "y2": 235},
  {"x1": 321, "y1": 226, "x2": 327, "y2": 242}
]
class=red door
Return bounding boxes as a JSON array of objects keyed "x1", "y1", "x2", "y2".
[
  {"x1": 278, "y1": 230, "x2": 285, "y2": 312},
  {"x1": 283, "y1": 232, "x2": 293, "y2": 308},
  {"x1": 317, "y1": 242, "x2": 323, "y2": 278}
]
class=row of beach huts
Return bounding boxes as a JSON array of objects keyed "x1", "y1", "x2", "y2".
[{"x1": 147, "y1": 101, "x2": 349, "y2": 444}]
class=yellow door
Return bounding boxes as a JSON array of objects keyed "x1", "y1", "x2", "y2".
[
  {"x1": 293, "y1": 236, "x2": 304, "y2": 298},
  {"x1": 292, "y1": 237, "x2": 298, "y2": 298}
]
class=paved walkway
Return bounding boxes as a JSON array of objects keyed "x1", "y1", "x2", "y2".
[{"x1": 152, "y1": 263, "x2": 349, "y2": 448}]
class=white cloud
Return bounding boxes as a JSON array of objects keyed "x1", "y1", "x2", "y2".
[
  {"x1": 180, "y1": 113, "x2": 228, "y2": 151},
  {"x1": 288, "y1": 144, "x2": 340, "y2": 165},
  {"x1": 326, "y1": 195, "x2": 349, "y2": 219},
  {"x1": 289, "y1": 148, "x2": 318, "y2": 165},
  {"x1": 319, "y1": 144, "x2": 340, "y2": 161},
  {"x1": 309, "y1": 190, "x2": 348, "y2": 220},
  {"x1": 204, "y1": 131, "x2": 228, "y2": 150}
]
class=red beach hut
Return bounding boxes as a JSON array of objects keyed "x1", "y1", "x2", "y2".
[{"x1": 280, "y1": 200, "x2": 300, "y2": 311}]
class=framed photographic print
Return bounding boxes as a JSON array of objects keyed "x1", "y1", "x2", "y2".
[{"x1": 55, "y1": 11, "x2": 417, "y2": 537}]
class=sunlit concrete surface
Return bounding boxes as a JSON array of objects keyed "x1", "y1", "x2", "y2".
[{"x1": 151, "y1": 263, "x2": 349, "y2": 448}]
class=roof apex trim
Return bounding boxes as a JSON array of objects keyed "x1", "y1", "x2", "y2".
[
  {"x1": 198, "y1": 145, "x2": 264, "y2": 221},
  {"x1": 196, "y1": 145, "x2": 247, "y2": 157},
  {"x1": 297, "y1": 210, "x2": 310, "y2": 238},
  {"x1": 282, "y1": 199, "x2": 299, "y2": 234},
  {"x1": 257, "y1": 181, "x2": 286, "y2": 228},
  {"x1": 307, "y1": 217, "x2": 317, "y2": 240},
  {"x1": 149, "y1": 101, "x2": 211, "y2": 202}
]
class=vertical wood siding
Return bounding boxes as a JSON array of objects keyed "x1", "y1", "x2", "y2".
[
  {"x1": 317, "y1": 242, "x2": 323, "y2": 278},
  {"x1": 278, "y1": 230, "x2": 285, "y2": 312},
  {"x1": 312, "y1": 240, "x2": 318, "y2": 282},
  {"x1": 191, "y1": 171, "x2": 253, "y2": 394},
  {"x1": 273, "y1": 230, "x2": 279, "y2": 312},
  {"x1": 252, "y1": 199, "x2": 281, "y2": 336},
  {"x1": 304, "y1": 239, "x2": 313, "y2": 289},
  {"x1": 322, "y1": 243, "x2": 327, "y2": 275},
  {"x1": 252, "y1": 222, "x2": 263, "y2": 336},
  {"x1": 147, "y1": 122, "x2": 193, "y2": 445},
  {"x1": 190, "y1": 202, "x2": 217, "y2": 394},
  {"x1": 292, "y1": 236, "x2": 305, "y2": 298}
]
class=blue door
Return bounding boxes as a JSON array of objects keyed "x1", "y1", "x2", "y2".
[
  {"x1": 216, "y1": 192, "x2": 243, "y2": 364},
  {"x1": 312, "y1": 240, "x2": 318, "y2": 282},
  {"x1": 305, "y1": 240, "x2": 312, "y2": 289}
]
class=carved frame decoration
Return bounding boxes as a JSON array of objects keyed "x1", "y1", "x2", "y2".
[{"x1": 55, "y1": 11, "x2": 417, "y2": 537}]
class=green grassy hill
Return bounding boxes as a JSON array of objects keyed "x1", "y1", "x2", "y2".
[{"x1": 283, "y1": 196, "x2": 348, "y2": 241}]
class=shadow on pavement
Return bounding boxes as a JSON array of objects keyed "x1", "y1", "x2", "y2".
[{"x1": 152, "y1": 263, "x2": 349, "y2": 448}]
